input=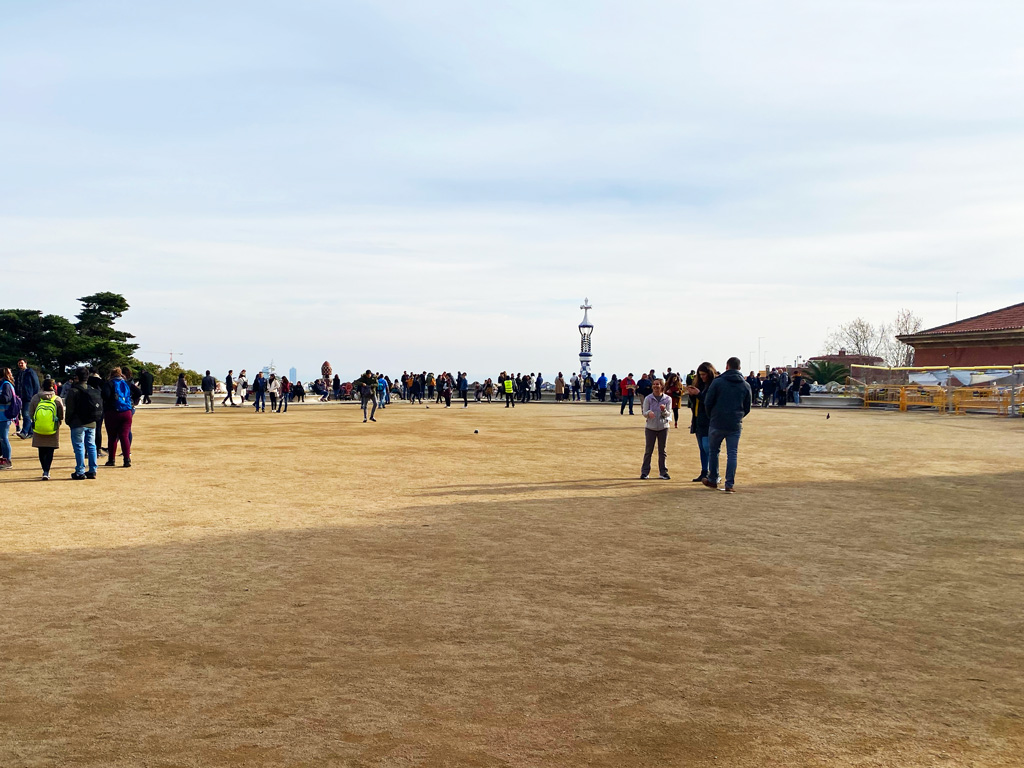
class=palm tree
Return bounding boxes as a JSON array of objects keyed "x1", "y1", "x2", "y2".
[{"x1": 803, "y1": 360, "x2": 850, "y2": 385}]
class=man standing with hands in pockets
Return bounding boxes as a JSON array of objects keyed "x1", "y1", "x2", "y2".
[{"x1": 640, "y1": 378, "x2": 673, "y2": 480}]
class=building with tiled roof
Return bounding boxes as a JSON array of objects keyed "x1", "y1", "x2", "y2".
[{"x1": 897, "y1": 302, "x2": 1024, "y2": 366}]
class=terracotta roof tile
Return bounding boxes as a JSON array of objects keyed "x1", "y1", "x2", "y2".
[{"x1": 916, "y1": 302, "x2": 1024, "y2": 335}]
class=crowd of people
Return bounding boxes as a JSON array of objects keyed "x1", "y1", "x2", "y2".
[
  {"x1": 1, "y1": 360, "x2": 141, "y2": 479},
  {"x1": 3, "y1": 356, "x2": 783, "y2": 490}
]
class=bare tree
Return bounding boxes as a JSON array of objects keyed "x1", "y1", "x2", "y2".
[
  {"x1": 822, "y1": 309, "x2": 923, "y2": 367},
  {"x1": 823, "y1": 317, "x2": 887, "y2": 357},
  {"x1": 882, "y1": 308, "x2": 923, "y2": 367}
]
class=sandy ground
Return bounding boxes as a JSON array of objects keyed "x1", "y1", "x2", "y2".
[{"x1": 1, "y1": 401, "x2": 1022, "y2": 767}]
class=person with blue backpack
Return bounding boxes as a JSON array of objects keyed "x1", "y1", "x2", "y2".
[
  {"x1": 0, "y1": 366, "x2": 20, "y2": 469},
  {"x1": 102, "y1": 367, "x2": 135, "y2": 468},
  {"x1": 28, "y1": 378, "x2": 64, "y2": 480}
]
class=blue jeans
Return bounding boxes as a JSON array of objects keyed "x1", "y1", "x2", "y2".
[
  {"x1": 792, "y1": 391, "x2": 801, "y2": 404},
  {"x1": 696, "y1": 433, "x2": 709, "y2": 476},
  {"x1": 71, "y1": 426, "x2": 98, "y2": 475},
  {"x1": 585, "y1": 387, "x2": 592, "y2": 402},
  {"x1": 0, "y1": 418, "x2": 10, "y2": 461},
  {"x1": 620, "y1": 393, "x2": 634, "y2": 414},
  {"x1": 20, "y1": 401, "x2": 33, "y2": 435},
  {"x1": 253, "y1": 391, "x2": 266, "y2": 411},
  {"x1": 708, "y1": 426, "x2": 741, "y2": 488}
]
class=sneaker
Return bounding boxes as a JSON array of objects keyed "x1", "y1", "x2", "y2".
[
  {"x1": 639, "y1": 474, "x2": 649, "y2": 480},
  {"x1": 721, "y1": 486, "x2": 736, "y2": 494},
  {"x1": 369, "y1": 417, "x2": 377, "y2": 422},
  {"x1": 692, "y1": 475, "x2": 706, "y2": 483},
  {"x1": 123, "y1": 459, "x2": 131, "y2": 468},
  {"x1": 363, "y1": 418, "x2": 367, "y2": 423},
  {"x1": 104, "y1": 460, "x2": 116, "y2": 467},
  {"x1": 701, "y1": 478, "x2": 719, "y2": 490},
  {"x1": 660, "y1": 473, "x2": 671, "y2": 480},
  {"x1": 85, "y1": 471, "x2": 97, "y2": 480},
  {"x1": 41, "y1": 473, "x2": 49, "y2": 481},
  {"x1": 17, "y1": 432, "x2": 28, "y2": 440},
  {"x1": 71, "y1": 473, "x2": 86, "y2": 480}
]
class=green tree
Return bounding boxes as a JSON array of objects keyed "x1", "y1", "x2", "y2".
[
  {"x1": 75, "y1": 292, "x2": 139, "y2": 371},
  {"x1": 0, "y1": 310, "x2": 86, "y2": 378},
  {"x1": 803, "y1": 360, "x2": 850, "y2": 385}
]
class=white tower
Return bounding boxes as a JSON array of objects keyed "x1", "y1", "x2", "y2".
[{"x1": 578, "y1": 298, "x2": 593, "y2": 379}]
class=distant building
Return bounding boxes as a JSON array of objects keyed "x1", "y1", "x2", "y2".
[
  {"x1": 289, "y1": 367, "x2": 297, "y2": 382},
  {"x1": 808, "y1": 349, "x2": 883, "y2": 368},
  {"x1": 897, "y1": 301, "x2": 1024, "y2": 366}
]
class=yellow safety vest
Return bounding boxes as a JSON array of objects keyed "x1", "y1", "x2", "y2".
[{"x1": 504, "y1": 379, "x2": 514, "y2": 393}]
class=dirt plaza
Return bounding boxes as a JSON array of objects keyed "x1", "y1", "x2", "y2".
[{"x1": 2, "y1": 402, "x2": 1022, "y2": 767}]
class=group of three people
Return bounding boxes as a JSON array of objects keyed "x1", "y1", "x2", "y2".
[{"x1": 640, "y1": 356, "x2": 751, "y2": 492}]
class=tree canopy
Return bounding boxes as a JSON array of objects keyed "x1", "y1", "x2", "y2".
[{"x1": 0, "y1": 293, "x2": 156, "y2": 379}]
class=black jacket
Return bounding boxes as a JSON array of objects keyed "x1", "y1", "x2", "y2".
[
  {"x1": 66, "y1": 382, "x2": 102, "y2": 428},
  {"x1": 139, "y1": 369, "x2": 155, "y2": 396},
  {"x1": 704, "y1": 369, "x2": 752, "y2": 432}
]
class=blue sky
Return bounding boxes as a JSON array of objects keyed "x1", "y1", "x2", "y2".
[{"x1": 3, "y1": 1, "x2": 1023, "y2": 379}]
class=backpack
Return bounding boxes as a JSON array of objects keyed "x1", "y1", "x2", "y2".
[
  {"x1": 2, "y1": 381, "x2": 22, "y2": 421},
  {"x1": 114, "y1": 379, "x2": 134, "y2": 412},
  {"x1": 34, "y1": 398, "x2": 59, "y2": 435},
  {"x1": 82, "y1": 386, "x2": 104, "y2": 424}
]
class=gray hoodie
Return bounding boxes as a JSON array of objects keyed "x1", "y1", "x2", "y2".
[{"x1": 704, "y1": 369, "x2": 752, "y2": 432}]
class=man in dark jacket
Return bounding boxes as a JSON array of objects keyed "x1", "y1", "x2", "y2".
[
  {"x1": 746, "y1": 371, "x2": 762, "y2": 406},
  {"x1": 138, "y1": 368, "x2": 155, "y2": 404},
  {"x1": 201, "y1": 370, "x2": 217, "y2": 413},
  {"x1": 702, "y1": 357, "x2": 752, "y2": 493},
  {"x1": 222, "y1": 370, "x2": 236, "y2": 406},
  {"x1": 66, "y1": 367, "x2": 102, "y2": 479},
  {"x1": 14, "y1": 359, "x2": 40, "y2": 438}
]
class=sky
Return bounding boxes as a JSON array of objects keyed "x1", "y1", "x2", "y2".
[{"x1": 2, "y1": 0, "x2": 1023, "y2": 381}]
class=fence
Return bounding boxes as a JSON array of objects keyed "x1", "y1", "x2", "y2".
[{"x1": 849, "y1": 365, "x2": 1024, "y2": 416}]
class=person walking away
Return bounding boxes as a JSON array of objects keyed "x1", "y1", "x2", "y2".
[
  {"x1": 609, "y1": 374, "x2": 619, "y2": 403},
  {"x1": 66, "y1": 367, "x2": 101, "y2": 479},
  {"x1": 640, "y1": 378, "x2": 673, "y2": 480},
  {"x1": 252, "y1": 371, "x2": 267, "y2": 412},
  {"x1": 458, "y1": 372, "x2": 469, "y2": 407},
  {"x1": 0, "y1": 367, "x2": 19, "y2": 470},
  {"x1": 28, "y1": 378, "x2": 63, "y2": 480},
  {"x1": 554, "y1": 373, "x2": 564, "y2": 402},
  {"x1": 103, "y1": 367, "x2": 135, "y2": 467},
  {"x1": 583, "y1": 373, "x2": 594, "y2": 402},
  {"x1": 201, "y1": 370, "x2": 216, "y2": 412},
  {"x1": 535, "y1": 373, "x2": 543, "y2": 400},
  {"x1": 356, "y1": 370, "x2": 378, "y2": 422},
  {"x1": 268, "y1": 374, "x2": 280, "y2": 412},
  {"x1": 597, "y1": 372, "x2": 608, "y2": 402},
  {"x1": 685, "y1": 362, "x2": 717, "y2": 483},
  {"x1": 138, "y1": 366, "x2": 155, "y2": 404},
  {"x1": 175, "y1": 373, "x2": 189, "y2": 406},
  {"x1": 702, "y1": 357, "x2": 752, "y2": 493},
  {"x1": 222, "y1": 370, "x2": 236, "y2": 406},
  {"x1": 14, "y1": 359, "x2": 40, "y2": 438},
  {"x1": 332, "y1": 374, "x2": 342, "y2": 402},
  {"x1": 620, "y1": 373, "x2": 636, "y2": 415}
]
